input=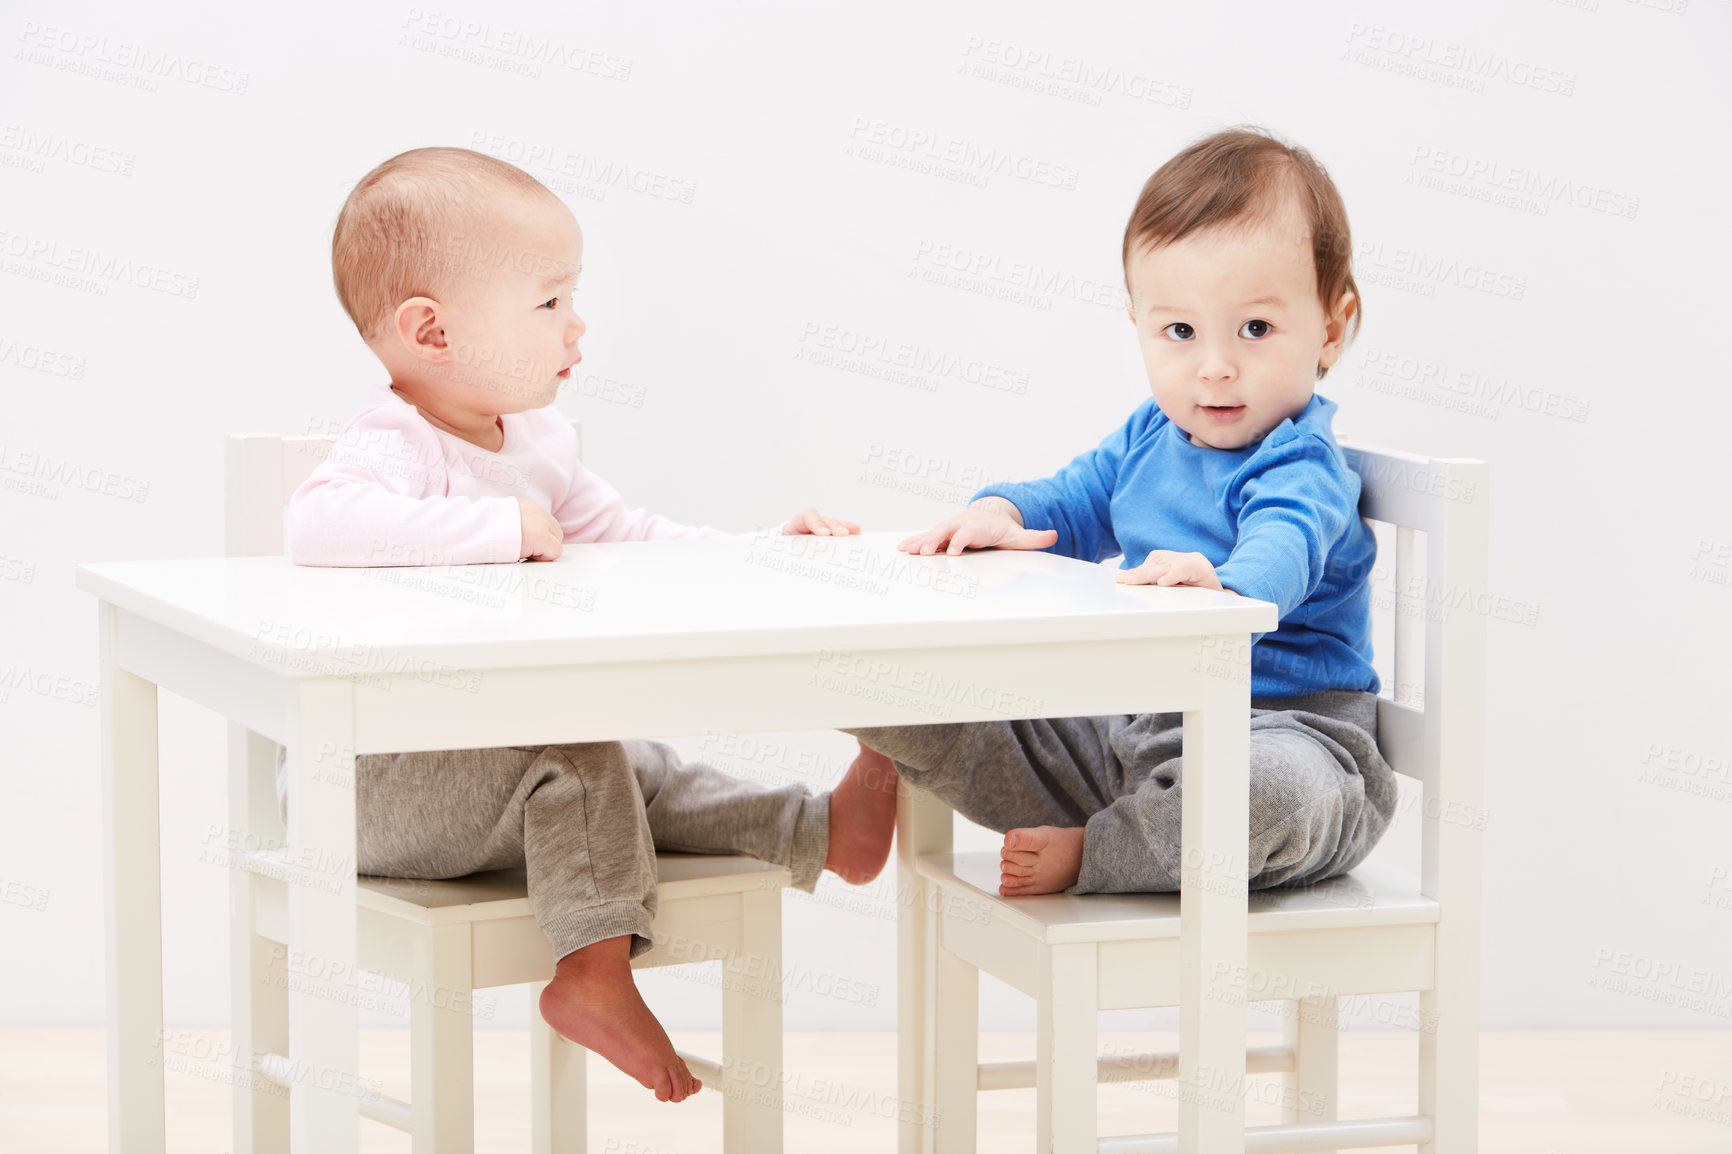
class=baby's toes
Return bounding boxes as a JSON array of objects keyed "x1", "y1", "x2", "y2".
[{"x1": 1005, "y1": 827, "x2": 1053, "y2": 853}]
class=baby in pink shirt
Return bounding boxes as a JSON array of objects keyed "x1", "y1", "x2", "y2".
[
  {"x1": 289, "y1": 382, "x2": 730, "y2": 565},
  {"x1": 289, "y1": 167, "x2": 850, "y2": 563},
  {"x1": 288, "y1": 147, "x2": 896, "y2": 1105}
]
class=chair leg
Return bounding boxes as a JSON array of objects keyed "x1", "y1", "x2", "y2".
[
  {"x1": 722, "y1": 888, "x2": 783, "y2": 1153},
  {"x1": 410, "y1": 923, "x2": 475, "y2": 1153},
  {"x1": 531, "y1": 983, "x2": 587, "y2": 1154},
  {"x1": 933, "y1": 942, "x2": 978, "y2": 1154},
  {"x1": 230, "y1": 727, "x2": 289, "y2": 1154},
  {"x1": 235, "y1": 923, "x2": 290, "y2": 1153},
  {"x1": 1419, "y1": 985, "x2": 1479, "y2": 1154},
  {"x1": 1036, "y1": 943, "x2": 1098, "y2": 1154},
  {"x1": 1284, "y1": 994, "x2": 1338, "y2": 1148}
]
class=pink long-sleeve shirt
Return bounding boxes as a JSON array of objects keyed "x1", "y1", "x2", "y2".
[{"x1": 287, "y1": 386, "x2": 725, "y2": 566}]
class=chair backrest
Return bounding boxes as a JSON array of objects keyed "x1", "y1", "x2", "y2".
[
  {"x1": 222, "y1": 421, "x2": 583, "y2": 557},
  {"x1": 1338, "y1": 438, "x2": 1489, "y2": 901}
]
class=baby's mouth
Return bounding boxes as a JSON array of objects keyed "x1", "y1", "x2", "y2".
[{"x1": 1201, "y1": 404, "x2": 1246, "y2": 422}]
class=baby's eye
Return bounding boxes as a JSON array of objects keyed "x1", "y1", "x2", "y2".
[
  {"x1": 541, "y1": 296, "x2": 560, "y2": 310},
  {"x1": 1239, "y1": 319, "x2": 1272, "y2": 339},
  {"x1": 1160, "y1": 322, "x2": 1195, "y2": 341}
]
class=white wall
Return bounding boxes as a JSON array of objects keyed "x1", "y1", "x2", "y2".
[{"x1": 2, "y1": 0, "x2": 1728, "y2": 1033}]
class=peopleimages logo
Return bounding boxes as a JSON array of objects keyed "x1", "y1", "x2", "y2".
[
  {"x1": 1354, "y1": 240, "x2": 1525, "y2": 301},
  {"x1": 1353, "y1": 346, "x2": 1590, "y2": 424},
  {"x1": 0, "y1": 227, "x2": 200, "y2": 298},
  {"x1": 845, "y1": 117, "x2": 1080, "y2": 191},
  {"x1": 808, "y1": 649, "x2": 1043, "y2": 719},
  {"x1": 0, "y1": 334, "x2": 86, "y2": 379},
  {"x1": 14, "y1": 21, "x2": 251, "y2": 94},
  {"x1": 796, "y1": 323, "x2": 1031, "y2": 395},
  {"x1": 0, "y1": 444, "x2": 149, "y2": 502},
  {"x1": 1342, "y1": 23, "x2": 1576, "y2": 96},
  {"x1": 470, "y1": 133, "x2": 696, "y2": 205},
  {"x1": 398, "y1": 10, "x2": 632, "y2": 81},
  {"x1": 910, "y1": 240, "x2": 1126, "y2": 312},
  {"x1": 0, "y1": 124, "x2": 137, "y2": 175},
  {"x1": 1408, "y1": 146, "x2": 1639, "y2": 220},
  {"x1": 957, "y1": 37, "x2": 1193, "y2": 110}
]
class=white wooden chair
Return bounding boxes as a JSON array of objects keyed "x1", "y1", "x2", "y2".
[
  {"x1": 222, "y1": 427, "x2": 789, "y2": 1153},
  {"x1": 894, "y1": 442, "x2": 1489, "y2": 1153}
]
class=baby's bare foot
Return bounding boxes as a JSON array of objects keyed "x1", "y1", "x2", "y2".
[
  {"x1": 999, "y1": 826, "x2": 1086, "y2": 896},
  {"x1": 539, "y1": 936, "x2": 701, "y2": 1103},
  {"x1": 825, "y1": 742, "x2": 901, "y2": 884}
]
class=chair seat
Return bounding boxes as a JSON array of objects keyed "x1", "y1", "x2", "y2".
[
  {"x1": 252, "y1": 850, "x2": 789, "y2": 989},
  {"x1": 220, "y1": 849, "x2": 788, "y2": 928},
  {"x1": 353, "y1": 853, "x2": 791, "y2": 925},
  {"x1": 919, "y1": 852, "x2": 1438, "y2": 944}
]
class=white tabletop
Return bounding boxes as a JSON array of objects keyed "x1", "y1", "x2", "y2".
[{"x1": 75, "y1": 531, "x2": 1276, "y2": 672}]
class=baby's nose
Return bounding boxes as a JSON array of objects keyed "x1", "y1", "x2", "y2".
[{"x1": 1195, "y1": 335, "x2": 1236, "y2": 376}]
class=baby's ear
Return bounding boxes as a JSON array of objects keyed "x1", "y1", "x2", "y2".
[
  {"x1": 1332, "y1": 289, "x2": 1359, "y2": 331},
  {"x1": 1317, "y1": 290, "x2": 1358, "y2": 371},
  {"x1": 392, "y1": 297, "x2": 449, "y2": 363}
]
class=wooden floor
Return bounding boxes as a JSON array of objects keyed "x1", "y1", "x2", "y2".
[{"x1": 3, "y1": 1027, "x2": 1728, "y2": 1152}]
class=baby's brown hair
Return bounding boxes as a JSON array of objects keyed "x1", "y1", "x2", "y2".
[
  {"x1": 1122, "y1": 127, "x2": 1360, "y2": 374},
  {"x1": 332, "y1": 147, "x2": 558, "y2": 343}
]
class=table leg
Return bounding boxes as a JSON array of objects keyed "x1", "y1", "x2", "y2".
[
  {"x1": 1178, "y1": 633, "x2": 1250, "y2": 1152},
  {"x1": 100, "y1": 602, "x2": 165, "y2": 1154},
  {"x1": 898, "y1": 787, "x2": 952, "y2": 1154},
  {"x1": 284, "y1": 679, "x2": 359, "y2": 1152}
]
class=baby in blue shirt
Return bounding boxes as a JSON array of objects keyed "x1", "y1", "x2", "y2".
[{"x1": 848, "y1": 126, "x2": 1396, "y2": 896}]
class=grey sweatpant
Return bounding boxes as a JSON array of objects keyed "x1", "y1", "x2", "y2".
[
  {"x1": 277, "y1": 740, "x2": 829, "y2": 959},
  {"x1": 847, "y1": 689, "x2": 1395, "y2": 894}
]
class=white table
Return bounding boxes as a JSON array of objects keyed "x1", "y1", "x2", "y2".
[{"x1": 78, "y1": 530, "x2": 1275, "y2": 1153}]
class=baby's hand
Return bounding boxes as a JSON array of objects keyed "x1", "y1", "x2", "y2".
[
  {"x1": 900, "y1": 497, "x2": 1058, "y2": 556},
  {"x1": 784, "y1": 507, "x2": 862, "y2": 536},
  {"x1": 1116, "y1": 550, "x2": 1223, "y2": 590},
  {"x1": 517, "y1": 498, "x2": 564, "y2": 561}
]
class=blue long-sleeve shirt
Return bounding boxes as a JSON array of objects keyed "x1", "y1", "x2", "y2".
[{"x1": 975, "y1": 394, "x2": 1379, "y2": 699}]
